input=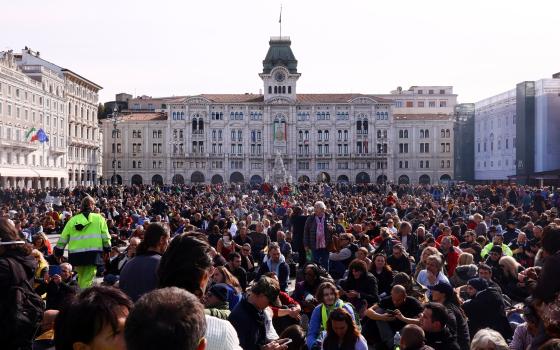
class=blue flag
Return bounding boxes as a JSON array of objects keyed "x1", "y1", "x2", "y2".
[{"x1": 36, "y1": 128, "x2": 49, "y2": 143}]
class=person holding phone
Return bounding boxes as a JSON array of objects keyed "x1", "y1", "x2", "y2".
[{"x1": 36, "y1": 262, "x2": 78, "y2": 310}]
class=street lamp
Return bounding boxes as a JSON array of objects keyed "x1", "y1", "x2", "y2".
[{"x1": 111, "y1": 105, "x2": 119, "y2": 186}]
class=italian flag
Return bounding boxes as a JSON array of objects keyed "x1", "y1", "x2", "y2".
[{"x1": 25, "y1": 128, "x2": 36, "y2": 141}]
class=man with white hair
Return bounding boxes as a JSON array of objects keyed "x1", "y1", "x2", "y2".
[{"x1": 303, "y1": 201, "x2": 333, "y2": 270}]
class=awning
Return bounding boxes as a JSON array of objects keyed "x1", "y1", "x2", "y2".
[
  {"x1": 0, "y1": 168, "x2": 39, "y2": 178},
  {"x1": 35, "y1": 169, "x2": 68, "y2": 178}
]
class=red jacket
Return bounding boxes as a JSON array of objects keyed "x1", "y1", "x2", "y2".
[
  {"x1": 270, "y1": 291, "x2": 299, "y2": 317},
  {"x1": 444, "y1": 246, "x2": 461, "y2": 277}
]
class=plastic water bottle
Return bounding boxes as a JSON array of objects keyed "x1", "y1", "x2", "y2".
[{"x1": 393, "y1": 331, "x2": 401, "y2": 350}]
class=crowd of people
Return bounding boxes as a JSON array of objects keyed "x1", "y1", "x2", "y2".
[{"x1": 0, "y1": 181, "x2": 560, "y2": 350}]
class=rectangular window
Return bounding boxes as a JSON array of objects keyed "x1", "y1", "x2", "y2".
[
  {"x1": 439, "y1": 101, "x2": 447, "y2": 107},
  {"x1": 417, "y1": 101, "x2": 425, "y2": 107},
  {"x1": 406, "y1": 101, "x2": 413, "y2": 108},
  {"x1": 428, "y1": 101, "x2": 436, "y2": 108}
]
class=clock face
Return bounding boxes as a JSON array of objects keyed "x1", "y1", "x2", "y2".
[{"x1": 274, "y1": 71, "x2": 286, "y2": 82}]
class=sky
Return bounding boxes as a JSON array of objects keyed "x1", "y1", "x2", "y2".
[{"x1": 2, "y1": 0, "x2": 559, "y2": 104}]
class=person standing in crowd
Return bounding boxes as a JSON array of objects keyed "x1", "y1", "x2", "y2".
[
  {"x1": 304, "y1": 201, "x2": 333, "y2": 271},
  {"x1": 119, "y1": 223, "x2": 170, "y2": 302},
  {"x1": 125, "y1": 287, "x2": 207, "y2": 350},
  {"x1": 54, "y1": 196, "x2": 111, "y2": 289},
  {"x1": 289, "y1": 206, "x2": 308, "y2": 268}
]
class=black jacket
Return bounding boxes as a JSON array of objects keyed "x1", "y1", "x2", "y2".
[
  {"x1": 229, "y1": 296, "x2": 267, "y2": 350},
  {"x1": 462, "y1": 287, "x2": 513, "y2": 340},
  {"x1": 35, "y1": 278, "x2": 79, "y2": 310},
  {"x1": 339, "y1": 272, "x2": 379, "y2": 306},
  {"x1": 425, "y1": 327, "x2": 460, "y2": 350}
]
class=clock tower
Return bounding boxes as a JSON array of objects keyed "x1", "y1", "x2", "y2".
[{"x1": 259, "y1": 36, "x2": 300, "y2": 102}]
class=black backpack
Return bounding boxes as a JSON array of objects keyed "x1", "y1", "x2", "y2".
[{"x1": 0, "y1": 258, "x2": 45, "y2": 349}]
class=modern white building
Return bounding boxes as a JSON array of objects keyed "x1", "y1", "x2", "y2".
[
  {"x1": 474, "y1": 89, "x2": 517, "y2": 181},
  {"x1": 474, "y1": 75, "x2": 560, "y2": 183},
  {"x1": 0, "y1": 48, "x2": 102, "y2": 189},
  {"x1": 102, "y1": 36, "x2": 455, "y2": 185}
]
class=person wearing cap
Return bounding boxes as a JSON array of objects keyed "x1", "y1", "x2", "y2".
[
  {"x1": 228, "y1": 276, "x2": 286, "y2": 350},
  {"x1": 503, "y1": 219, "x2": 520, "y2": 245},
  {"x1": 54, "y1": 196, "x2": 111, "y2": 289},
  {"x1": 480, "y1": 232, "x2": 512, "y2": 259},
  {"x1": 462, "y1": 278, "x2": 512, "y2": 341},
  {"x1": 429, "y1": 282, "x2": 470, "y2": 350},
  {"x1": 204, "y1": 283, "x2": 231, "y2": 320}
]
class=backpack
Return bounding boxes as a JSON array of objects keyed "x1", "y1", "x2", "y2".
[{"x1": 0, "y1": 258, "x2": 45, "y2": 349}]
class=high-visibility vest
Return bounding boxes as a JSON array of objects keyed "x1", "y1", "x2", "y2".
[{"x1": 56, "y1": 212, "x2": 110, "y2": 260}]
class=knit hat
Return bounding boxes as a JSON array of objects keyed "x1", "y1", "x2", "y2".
[
  {"x1": 428, "y1": 281, "x2": 454, "y2": 298},
  {"x1": 467, "y1": 278, "x2": 489, "y2": 292},
  {"x1": 208, "y1": 283, "x2": 229, "y2": 302}
]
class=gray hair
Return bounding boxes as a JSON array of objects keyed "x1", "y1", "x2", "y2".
[
  {"x1": 314, "y1": 201, "x2": 326, "y2": 211},
  {"x1": 470, "y1": 328, "x2": 508, "y2": 350}
]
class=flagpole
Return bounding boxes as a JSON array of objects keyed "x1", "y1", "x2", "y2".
[{"x1": 279, "y1": 4, "x2": 282, "y2": 39}]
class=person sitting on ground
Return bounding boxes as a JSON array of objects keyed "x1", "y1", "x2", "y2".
[
  {"x1": 255, "y1": 242, "x2": 290, "y2": 292},
  {"x1": 414, "y1": 246, "x2": 440, "y2": 280},
  {"x1": 125, "y1": 287, "x2": 207, "y2": 350},
  {"x1": 328, "y1": 233, "x2": 359, "y2": 280},
  {"x1": 469, "y1": 328, "x2": 509, "y2": 350},
  {"x1": 35, "y1": 262, "x2": 78, "y2": 311},
  {"x1": 369, "y1": 253, "x2": 395, "y2": 298},
  {"x1": 54, "y1": 286, "x2": 133, "y2": 350},
  {"x1": 439, "y1": 236, "x2": 461, "y2": 277},
  {"x1": 226, "y1": 252, "x2": 248, "y2": 292},
  {"x1": 119, "y1": 223, "x2": 170, "y2": 302},
  {"x1": 279, "y1": 325, "x2": 306, "y2": 350},
  {"x1": 204, "y1": 283, "x2": 232, "y2": 320},
  {"x1": 416, "y1": 254, "x2": 450, "y2": 295},
  {"x1": 428, "y1": 282, "x2": 470, "y2": 350},
  {"x1": 307, "y1": 281, "x2": 357, "y2": 350},
  {"x1": 387, "y1": 243, "x2": 412, "y2": 275},
  {"x1": 263, "y1": 272, "x2": 301, "y2": 335},
  {"x1": 355, "y1": 246, "x2": 372, "y2": 270},
  {"x1": 33, "y1": 309, "x2": 59, "y2": 350},
  {"x1": 458, "y1": 230, "x2": 482, "y2": 264},
  {"x1": 157, "y1": 233, "x2": 241, "y2": 350},
  {"x1": 450, "y1": 252, "x2": 477, "y2": 288},
  {"x1": 399, "y1": 324, "x2": 434, "y2": 350},
  {"x1": 211, "y1": 266, "x2": 242, "y2": 310},
  {"x1": 338, "y1": 259, "x2": 379, "y2": 315},
  {"x1": 364, "y1": 285, "x2": 424, "y2": 349},
  {"x1": 509, "y1": 301, "x2": 539, "y2": 350},
  {"x1": 321, "y1": 307, "x2": 368, "y2": 350},
  {"x1": 229, "y1": 276, "x2": 288, "y2": 350},
  {"x1": 480, "y1": 233, "x2": 512, "y2": 259},
  {"x1": 292, "y1": 263, "x2": 333, "y2": 317},
  {"x1": 461, "y1": 278, "x2": 512, "y2": 341},
  {"x1": 420, "y1": 302, "x2": 460, "y2": 350}
]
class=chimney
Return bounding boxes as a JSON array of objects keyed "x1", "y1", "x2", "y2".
[{"x1": 553, "y1": 72, "x2": 560, "y2": 79}]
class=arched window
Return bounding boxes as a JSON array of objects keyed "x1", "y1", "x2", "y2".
[
  {"x1": 404, "y1": 130, "x2": 408, "y2": 138},
  {"x1": 274, "y1": 86, "x2": 278, "y2": 93},
  {"x1": 420, "y1": 130, "x2": 425, "y2": 138},
  {"x1": 356, "y1": 120, "x2": 362, "y2": 131},
  {"x1": 192, "y1": 119, "x2": 197, "y2": 131},
  {"x1": 441, "y1": 129, "x2": 445, "y2": 138},
  {"x1": 198, "y1": 119, "x2": 204, "y2": 130},
  {"x1": 268, "y1": 86, "x2": 272, "y2": 94},
  {"x1": 425, "y1": 129, "x2": 429, "y2": 138},
  {"x1": 363, "y1": 120, "x2": 368, "y2": 133},
  {"x1": 288, "y1": 86, "x2": 291, "y2": 94},
  {"x1": 282, "y1": 86, "x2": 286, "y2": 94},
  {"x1": 445, "y1": 129, "x2": 450, "y2": 138}
]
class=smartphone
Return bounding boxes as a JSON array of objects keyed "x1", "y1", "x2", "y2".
[
  {"x1": 48, "y1": 265, "x2": 61, "y2": 277},
  {"x1": 278, "y1": 338, "x2": 293, "y2": 345}
]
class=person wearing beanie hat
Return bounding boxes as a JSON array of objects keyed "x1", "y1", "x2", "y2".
[
  {"x1": 463, "y1": 277, "x2": 512, "y2": 340},
  {"x1": 204, "y1": 284, "x2": 231, "y2": 320}
]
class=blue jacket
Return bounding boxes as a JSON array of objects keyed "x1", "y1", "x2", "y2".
[{"x1": 255, "y1": 254, "x2": 290, "y2": 291}]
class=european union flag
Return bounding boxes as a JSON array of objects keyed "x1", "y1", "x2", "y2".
[{"x1": 36, "y1": 128, "x2": 49, "y2": 143}]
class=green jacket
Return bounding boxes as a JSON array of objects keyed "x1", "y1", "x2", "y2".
[
  {"x1": 204, "y1": 301, "x2": 231, "y2": 320},
  {"x1": 55, "y1": 211, "x2": 111, "y2": 266},
  {"x1": 480, "y1": 243, "x2": 513, "y2": 258}
]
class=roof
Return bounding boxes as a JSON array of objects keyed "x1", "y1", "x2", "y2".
[
  {"x1": 393, "y1": 113, "x2": 452, "y2": 121},
  {"x1": 62, "y1": 69, "x2": 103, "y2": 90},
  {"x1": 262, "y1": 37, "x2": 298, "y2": 74},
  {"x1": 117, "y1": 112, "x2": 167, "y2": 122},
  {"x1": 191, "y1": 93, "x2": 392, "y2": 104}
]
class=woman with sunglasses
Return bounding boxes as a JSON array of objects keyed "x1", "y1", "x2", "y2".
[
  {"x1": 306, "y1": 282, "x2": 357, "y2": 350},
  {"x1": 321, "y1": 308, "x2": 368, "y2": 350}
]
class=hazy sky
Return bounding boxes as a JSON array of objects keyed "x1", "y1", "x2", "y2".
[{"x1": 3, "y1": 0, "x2": 559, "y2": 104}]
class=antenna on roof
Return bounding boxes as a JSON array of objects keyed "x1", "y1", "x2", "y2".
[{"x1": 279, "y1": 4, "x2": 282, "y2": 39}]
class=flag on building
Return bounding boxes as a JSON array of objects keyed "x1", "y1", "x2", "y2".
[
  {"x1": 25, "y1": 127, "x2": 36, "y2": 141},
  {"x1": 31, "y1": 128, "x2": 49, "y2": 143}
]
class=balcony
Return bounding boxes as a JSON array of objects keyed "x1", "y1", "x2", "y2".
[
  {"x1": 49, "y1": 146, "x2": 66, "y2": 155},
  {"x1": 0, "y1": 139, "x2": 40, "y2": 152},
  {"x1": 229, "y1": 153, "x2": 244, "y2": 159},
  {"x1": 316, "y1": 154, "x2": 332, "y2": 159},
  {"x1": 296, "y1": 153, "x2": 312, "y2": 159}
]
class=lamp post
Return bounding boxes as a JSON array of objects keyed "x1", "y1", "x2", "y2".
[{"x1": 111, "y1": 105, "x2": 119, "y2": 186}]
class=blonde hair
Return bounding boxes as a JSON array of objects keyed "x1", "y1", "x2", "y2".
[
  {"x1": 498, "y1": 256, "x2": 521, "y2": 279},
  {"x1": 420, "y1": 246, "x2": 440, "y2": 263},
  {"x1": 458, "y1": 252, "x2": 474, "y2": 266},
  {"x1": 470, "y1": 328, "x2": 508, "y2": 350}
]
